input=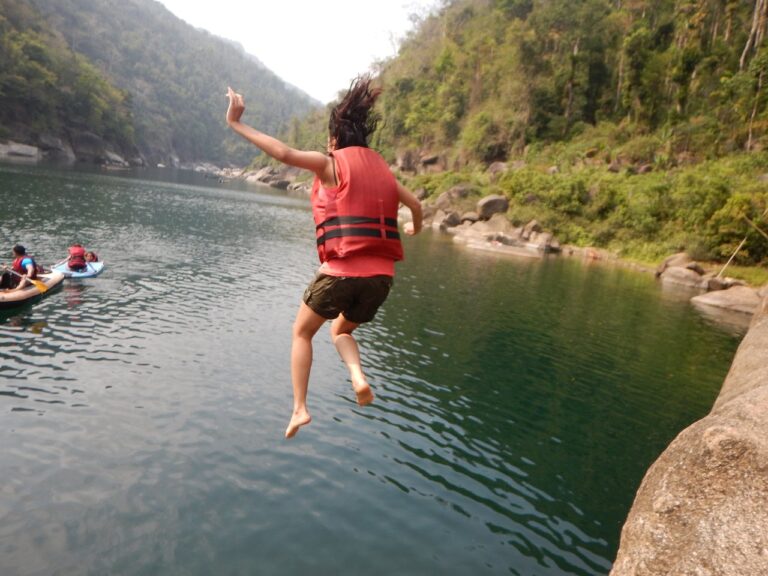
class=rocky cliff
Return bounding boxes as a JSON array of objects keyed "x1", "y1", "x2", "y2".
[{"x1": 611, "y1": 296, "x2": 768, "y2": 575}]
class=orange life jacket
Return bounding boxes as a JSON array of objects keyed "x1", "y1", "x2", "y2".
[
  {"x1": 12, "y1": 255, "x2": 40, "y2": 279},
  {"x1": 311, "y1": 146, "x2": 403, "y2": 264},
  {"x1": 68, "y1": 245, "x2": 87, "y2": 270}
]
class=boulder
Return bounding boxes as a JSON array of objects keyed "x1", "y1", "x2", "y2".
[
  {"x1": 660, "y1": 266, "x2": 705, "y2": 289},
  {"x1": 521, "y1": 219, "x2": 542, "y2": 241},
  {"x1": 253, "y1": 167, "x2": 277, "y2": 182},
  {"x1": 0, "y1": 141, "x2": 40, "y2": 159},
  {"x1": 527, "y1": 231, "x2": 554, "y2": 252},
  {"x1": 656, "y1": 252, "x2": 693, "y2": 277},
  {"x1": 38, "y1": 134, "x2": 75, "y2": 162},
  {"x1": 420, "y1": 153, "x2": 445, "y2": 173},
  {"x1": 476, "y1": 194, "x2": 509, "y2": 220},
  {"x1": 611, "y1": 294, "x2": 768, "y2": 576},
  {"x1": 70, "y1": 131, "x2": 107, "y2": 162},
  {"x1": 430, "y1": 209, "x2": 449, "y2": 231},
  {"x1": 433, "y1": 184, "x2": 474, "y2": 211},
  {"x1": 460, "y1": 211, "x2": 479, "y2": 224},
  {"x1": 481, "y1": 213, "x2": 514, "y2": 234},
  {"x1": 486, "y1": 161, "x2": 507, "y2": 181},
  {"x1": 691, "y1": 285, "x2": 762, "y2": 315},
  {"x1": 104, "y1": 151, "x2": 129, "y2": 167},
  {"x1": 395, "y1": 150, "x2": 418, "y2": 172},
  {"x1": 439, "y1": 211, "x2": 461, "y2": 230}
]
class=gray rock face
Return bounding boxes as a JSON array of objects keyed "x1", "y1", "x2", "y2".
[
  {"x1": 476, "y1": 194, "x2": 509, "y2": 220},
  {"x1": 660, "y1": 265, "x2": 705, "y2": 288},
  {"x1": 0, "y1": 141, "x2": 40, "y2": 159},
  {"x1": 611, "y1": 295, "x2": 768, "y2": 575},
  {"x1": 692, "y1": 285, "x2": 762, "y2": 316},
  {"x1": 655, "y1": 252, "x2": 693, "y2": 277},
  {"x1": 434, "y1": 185, "x2": 474, "y2": 211}
]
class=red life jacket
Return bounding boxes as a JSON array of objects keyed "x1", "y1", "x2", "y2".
[
  {"x1": 68, "y1": 245, "x2": 87, "y2": 270},
  {"x1": 311, "y1": 146, "x2": 403, "y2": 264},
  {"x1": 12, "y1": 255, "x2": 40, "y2": 279}
]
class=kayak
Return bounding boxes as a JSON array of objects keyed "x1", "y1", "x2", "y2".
[
  {"x1": 0, "y1": 271, "x2": 65, "y2": 309},
  {"x1": 52, "y1": 261, "x2": 105, "y2": 278}
]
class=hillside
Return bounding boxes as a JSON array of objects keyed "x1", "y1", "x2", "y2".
[
  {"x1": 353, "y1": 0, "x2": 768, "y2": 269},
  {"x1": 0, "y1": 0, "x2": 321, "y2": 165},
  {"x1": 0, "y1": 0, "x2": 137, "y2": 158}
]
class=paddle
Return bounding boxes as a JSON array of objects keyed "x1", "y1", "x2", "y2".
[{"x1": 4, "y1": 268, "x2": 49, "y2": 293}]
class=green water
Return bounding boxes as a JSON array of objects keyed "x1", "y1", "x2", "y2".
[{"x1": 0, "y1": 162, "x2": 742, "y2": 575}]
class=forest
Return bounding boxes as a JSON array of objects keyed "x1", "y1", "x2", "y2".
[
  {"x1": 0, "y1": 0, "x2": 319, "y2": 165},
  {"x1": 283, "y1": 0, "x2": 768, "y2": 271}
]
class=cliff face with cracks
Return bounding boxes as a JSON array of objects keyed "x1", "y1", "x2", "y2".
[{"x1": 611, "y1": 296, "x2": 768, "y2": 575}]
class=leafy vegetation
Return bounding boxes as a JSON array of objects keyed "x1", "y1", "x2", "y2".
[
  {"x1": 0, "y1": 0, "x2": 135, "y2": 150},
  {"x1": 377, "y1": 0, "x2": 767, "y2": 164}
]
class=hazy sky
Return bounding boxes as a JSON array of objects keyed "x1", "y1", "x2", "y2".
[{"x1": 155, "y1": 0, "x2": 438, "y2": 104}]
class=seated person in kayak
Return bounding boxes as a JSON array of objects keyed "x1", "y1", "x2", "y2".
[
  {"x1": 85, "y1": 250, "x2": 99, "y2": 263},
  {"x1": 65, "y1": 244, "x2": 88, "y2": 271},
  {"x1": 0, "y1": 245, "x2": 42, "y2": 290}
]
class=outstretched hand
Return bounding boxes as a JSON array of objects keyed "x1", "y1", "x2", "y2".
[{"x1": 226, "y1": 86, "x2": 245, "y2": 125}]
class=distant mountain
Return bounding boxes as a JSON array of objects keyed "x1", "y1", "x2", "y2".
[{"x1": 1, "y1": 0, "x2": 321, "y2": 165}]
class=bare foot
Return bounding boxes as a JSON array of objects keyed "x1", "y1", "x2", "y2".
[
  {"x1": 285, "y1": 409, "x2": 311, "y2": 439},
  {"x1": 352, "y1": 375, "x2": 374, "y2": 406}
]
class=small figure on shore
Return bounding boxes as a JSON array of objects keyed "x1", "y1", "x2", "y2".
[
  {"x1": 0, "y1": 245, "x2": 43, "y2": 291},
  {"x1": 226, "y1": 75, "x2": 423, "y2": 439}
]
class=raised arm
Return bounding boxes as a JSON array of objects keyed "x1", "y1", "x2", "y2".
[
  {"x1": 226, "y1": 87, "x2": 335, "y2": 184},
  {"x1": 397, "y1": 182, "x2": 423, "y2": 235}
]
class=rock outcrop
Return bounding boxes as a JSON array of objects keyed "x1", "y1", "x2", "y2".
[
  {"x1": 1, "y1": 134, "x2": 141, "y2": 166},
  {"x1": 611, "y1": 294, "x2": 768, "y2": 575},
  {"x1": 419, "y1": 190, "x2": 561, "y2": 257}
]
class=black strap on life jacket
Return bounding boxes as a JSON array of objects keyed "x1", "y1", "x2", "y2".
[{"x1": 315, "y1": 215, "x2": 400, "y2": 246}]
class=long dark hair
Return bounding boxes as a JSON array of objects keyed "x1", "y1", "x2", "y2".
[{"x1": 328, "y1": 75, "x2": 382, "y2": 150}]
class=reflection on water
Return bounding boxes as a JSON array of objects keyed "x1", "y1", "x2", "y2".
[{"x1": 0, "y1": 163, "x2": 742, "y2": 575}]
